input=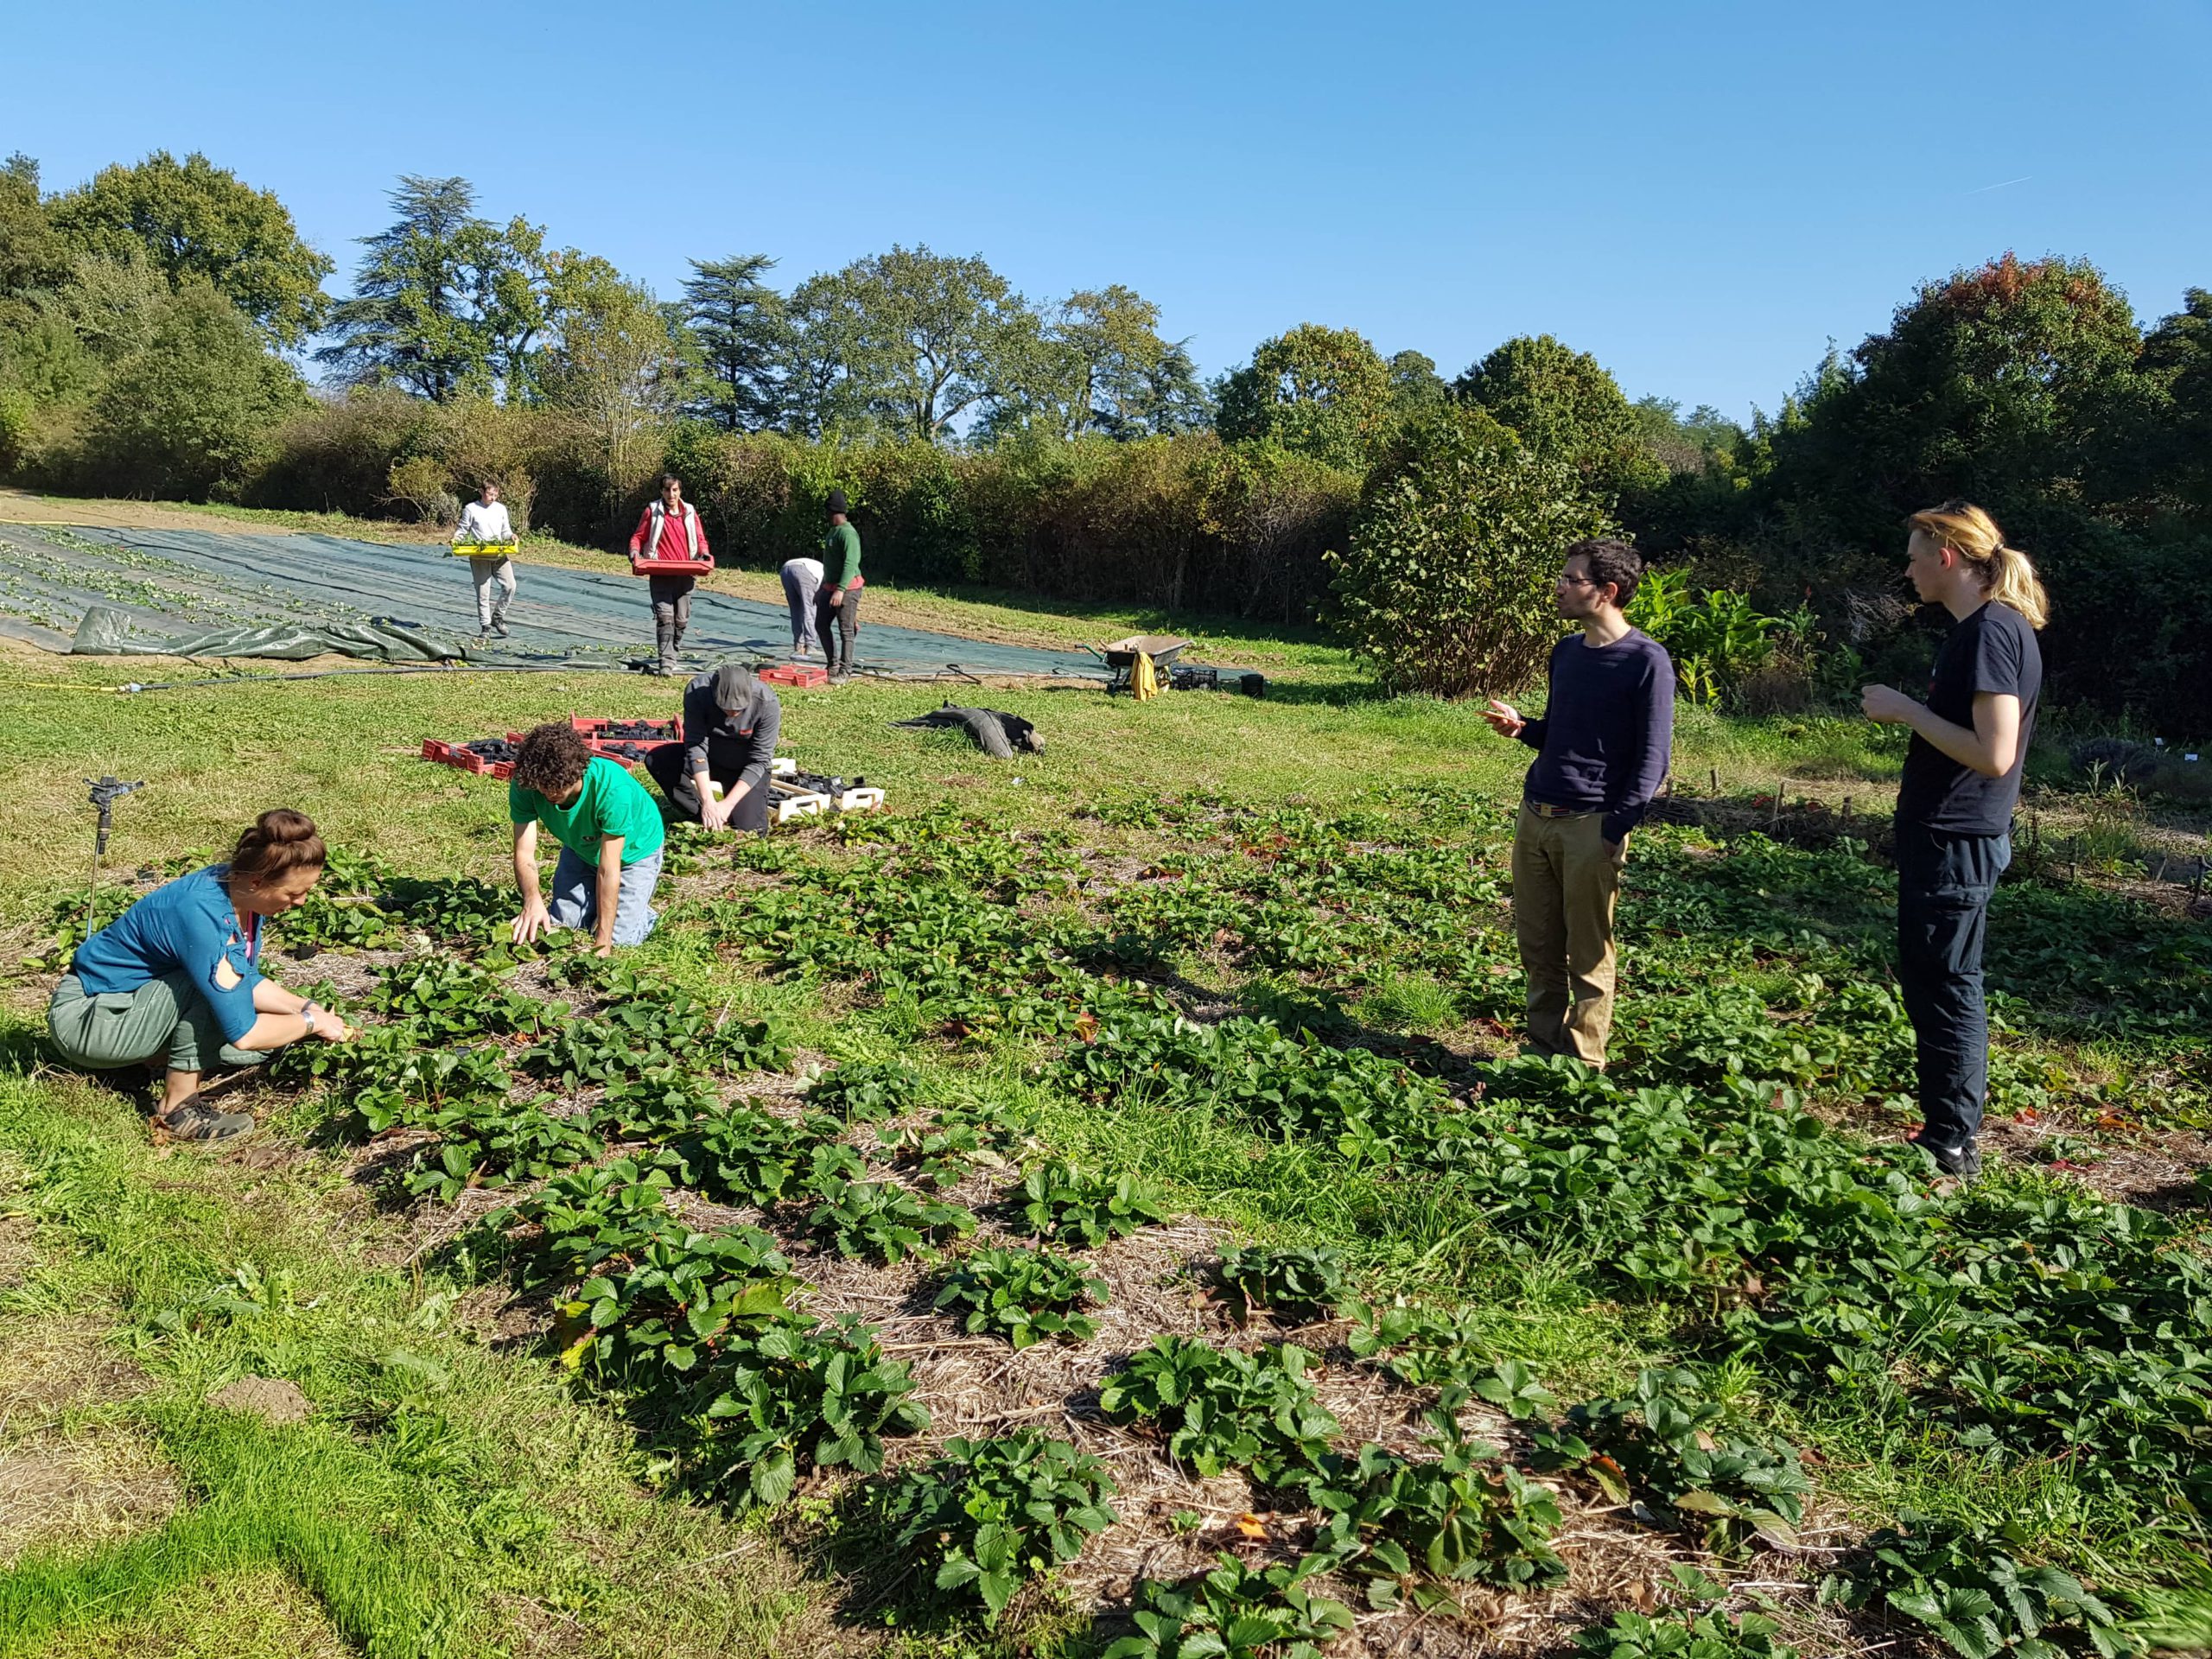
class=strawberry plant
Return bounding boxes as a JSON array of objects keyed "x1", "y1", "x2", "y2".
[
  {"x1": 384, "y1": 873, "x2": 513, "y2": 942},
  {"x1": 806, "y1": 1058, "x2": 924, "y2": 1123},
  {"x1": 1014, "y1": 1160, "x2": 1170, "y2": 1248},
  {"x1": 555, "y1": 1226, "x2": 803, "y2": 1379},
  {"x1": 1573, "y1": 1605, "x2": 1801, "y2": 1659},
  {"x1": 401, "y1": 1096, "x2": 602, "y2": 1200},
  {"x1": 1216, "y1": 1243, "x2": 1348, "y2": 1324},
  {"x1": 1818, "y1": 1514, "x2": 2139, "y2": 1659},
  {"x1": 698, "y1": 1313, "x2": 928, "y2": 1509},
  {"x1": 1544, "y1": 1369, "x2": 1809, "y2": 1554},
  {"x1": 599, "y1": 1068, "x2": 721, "y2": 1137},
  {"x1": 368, "y1": 956, "x2": 560, "y2": 1039},
  {"x1": 876, "y1": 1432, "x2": 1118, "y2": 1623},
  {"x1": 673, "y1": 1109, "x2": 830, "y2": 1210},
  {"x1": 1308, "y1": 1387, "x2": 1566, "y2": 1610},
  {"x1": 1104, "y1": 1554, "x2": 1356, "y2": 1659},
  {"x1": 808, "y1": 1179, "x2": 975, "y2": 1263},
  {"x1": 1098, "y1": 1337, "x2": 1339, "y2": 1488},
  {"x1": 933, "y1": 1245, "x2": 1108, "y2": 1348},
  {"x1": 506, "y1": 1159, "x2": 688, "y2": 1287},
  {"x1": 802, "y1": 1140, "x2": 868, "y2": 1193}
]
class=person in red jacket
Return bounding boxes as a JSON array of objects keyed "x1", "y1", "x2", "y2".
[{"x1": 628, "y1": 473, "x2": 711, "y2": 676}]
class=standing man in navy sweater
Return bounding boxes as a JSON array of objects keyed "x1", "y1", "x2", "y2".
[{"x1": 1484, "y1": 539, "x2": 1675, "y2": 1067}]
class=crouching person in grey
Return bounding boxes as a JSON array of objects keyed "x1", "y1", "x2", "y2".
[
  {"x1": 507, "y1": 722, "x2": 666, "y2": 957},
  {"x1": 645, "y1": 663, "x2": 782, "y2": 835}
]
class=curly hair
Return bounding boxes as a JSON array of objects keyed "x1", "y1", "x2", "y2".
[
  {"x1": 512, "y1": 721, "x2": 593, "y2": 798},
  {"x1": 1564, "y1": 537, "x2": 1645, "y2": 607}
]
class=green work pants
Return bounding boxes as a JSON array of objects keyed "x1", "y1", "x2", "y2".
[
  {"x1": 1509, "y1": 804, "x2": 1626, "y2": 1067},
  {"x1": 48, "y1": 972, "x2": 268, "y2": 1076}
]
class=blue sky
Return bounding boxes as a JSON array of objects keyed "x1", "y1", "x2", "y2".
[{"x1": 11, "y1": 1, "x2": 2209, "y2": 420}]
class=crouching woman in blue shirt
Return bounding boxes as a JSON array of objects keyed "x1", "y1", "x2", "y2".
[{"x1": 47, "y1": 809, "x2": 354, "y2": 1141}]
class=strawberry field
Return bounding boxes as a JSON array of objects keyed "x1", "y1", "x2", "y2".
[{"x1": 2, "y1": 642, "x2": 2209, "y2": 1659}]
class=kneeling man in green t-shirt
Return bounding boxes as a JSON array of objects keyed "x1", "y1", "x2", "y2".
[{"x1": 507, "y1": 721, "x2": 667, "y2": 957}]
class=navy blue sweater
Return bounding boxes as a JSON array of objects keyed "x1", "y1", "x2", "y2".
[{"x1": 1516, "y1": 628, "x2": 1676, "y2": 843}]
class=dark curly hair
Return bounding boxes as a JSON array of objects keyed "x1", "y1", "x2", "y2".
[
  {"x1": 1564, "y1": 537, "x2": 1645, "y2": 607},
  {"x1": 512, "y1": 721, "x2": 593, "y2": 798}
]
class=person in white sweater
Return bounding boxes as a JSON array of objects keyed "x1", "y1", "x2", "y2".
[{"x1": 454, "y1": 481, "x2": 518, "y2": 638}]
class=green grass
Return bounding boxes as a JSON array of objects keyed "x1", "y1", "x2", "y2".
[{"x1": 0, "y1": 1073, "x2": 822, "y2": 1659}]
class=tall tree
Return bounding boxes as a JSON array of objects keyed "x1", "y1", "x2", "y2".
[
  {"x1": 1215, "y1": 322, "x2": 1390, "y2": 470},
  {"x1": 537, "y1": 260, "x2": 688, "y2": 521},
  {"x1": 46, "y1": 149, "x2": 332, "y2": 345},
  {"x1": 681, "y1": 253, "x2": 786, "y2": 430},
  {"x1": 0, "y1": 154, "x2": 69, "y2": 333},
  {"x1": 1454, "y1": 334, "x2": 1665, "y2": 506},
  {"x1": 809, "y1": 245, "x2": 1037, "y2": 441},
  {"x1": 1387, "y1": 349, "x2": 1452, "y2": 418},
  {"x1": 317, "y1": 175, "x2": 549, "y2": 403}
]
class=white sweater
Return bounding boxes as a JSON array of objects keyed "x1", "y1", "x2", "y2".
[{"x1": 454, "y1": 501, "x2": 515, "y2": 547}]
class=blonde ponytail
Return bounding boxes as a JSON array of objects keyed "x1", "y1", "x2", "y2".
[{"x1": 1907, "y1": 499, "x2": 2049, "y2": 630}]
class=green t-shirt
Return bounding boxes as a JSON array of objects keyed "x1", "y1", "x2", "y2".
[
  {"x1": 823, "y1": 521, "x2": 861, "y2": 589},
  {"x1": 508, "y1": 755, "x2": 666, "y2": 864}
]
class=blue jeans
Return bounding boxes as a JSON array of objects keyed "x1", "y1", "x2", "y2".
[
  {"x1": 546, "y1": 846, "x2": 662, "y2": 946},
  {"x1": 1894, "y1": 823, "x2": 2010, "y2": 1152}
]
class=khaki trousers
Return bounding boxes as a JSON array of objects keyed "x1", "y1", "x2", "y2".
[{"x1": 1510, "y1": 804, "x2": 1625, "y2": 1066}]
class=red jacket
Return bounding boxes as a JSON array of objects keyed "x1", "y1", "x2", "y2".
[{"x1": 629, "y1": 500, "x2": 710, "y2": 563}]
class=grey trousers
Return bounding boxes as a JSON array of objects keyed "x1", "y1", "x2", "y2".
[
  {"x1": 648, "y1": 575, "x2": 696, "y2": 671},
  {"x1": 469, "y1": 556, "x2": 516, "y2": 630},
  {"x1": 48, "y1": 971, "x2": 268, "y2": 1075},
  {"x1": 779, "y1": 560, "x2": 823, "y2": 652}
]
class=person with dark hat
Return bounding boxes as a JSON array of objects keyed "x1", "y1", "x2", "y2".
[
  {"x1": 815, "y1": 490, "x2": 863, "y2": 683},
  {"x1": 644, "y1": 663, "x2": 784, "y2": 833}
]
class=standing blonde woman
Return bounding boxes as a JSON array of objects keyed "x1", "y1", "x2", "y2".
[{"x1": 1861, "y1": 500, "x2": 2048, "y2": 1179}]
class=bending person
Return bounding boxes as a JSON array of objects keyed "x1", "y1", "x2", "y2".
[
  {"x1": 1861, "y1": 499, "x2": 2046, "y2": 1181},
  {"x1": 48, "y1": 809, "x2": 355, "y2": 1141},
  {"x1": 509, "y1": 721, "x2": 666, "y2": 956},
  {"x1": 645, "y1": 663, "x2": 783, "y2": 834},
  {"x1": 779, "y1": 555, "x2": 823, "y2": 656},
  {"x1": 628, "y1": 473, "x2": 711, "y2": 677},
  {"x1": 815, "y1": 489, "x2": 863, "y2": 683},
  {"x1": 454, "y1": 480, "x2": 518, "y2": 639}
]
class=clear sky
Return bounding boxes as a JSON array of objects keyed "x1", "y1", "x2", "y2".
[{"x1": 10, "y1": 0, "x2": 2209, "y2": 421}]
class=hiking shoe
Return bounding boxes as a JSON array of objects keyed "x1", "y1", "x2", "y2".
[
  {"x1": 159, "y1": 1097, "x2": 256, "y2": 1141},
  {"x1": 491, "y1": 621, "x2": 510, "y2": 639},
  {"x1": 1906, "y1": 1129, "x2": 1981, "y2": 1179},
  {"x1": 829, "y1": 671, "x2": 851, "y2": 685}
]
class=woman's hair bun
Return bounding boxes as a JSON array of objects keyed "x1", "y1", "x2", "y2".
[{"x1": 232, "y1": 809, "x2": 327, "y2": 882}]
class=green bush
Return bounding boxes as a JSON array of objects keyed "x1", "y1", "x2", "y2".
[
  {"x1": 1326, "y1": 416, "x2": 1615, "y2": 697},
  {"x1": 82, "y1": 285, "x2": 305, "y2": 499}
]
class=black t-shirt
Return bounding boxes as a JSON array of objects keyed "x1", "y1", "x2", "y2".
[{"x1": 1893, "y1": 602, "x2": 2042, "y2": 836}]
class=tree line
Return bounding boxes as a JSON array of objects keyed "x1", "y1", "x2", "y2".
[{"x1": 1, "y1": 149, "x2": 2208, "y2": 730}]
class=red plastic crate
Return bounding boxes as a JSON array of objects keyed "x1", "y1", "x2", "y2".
[
  {"x1": 630, "y1": 556, "x2": 715, "y2": 577},
  {"x1": 759, "y1": 664, "x2": 830, "y2": 688},
  {"x1": 421, "y1": 738, "x2": 512, "y2": 779}
]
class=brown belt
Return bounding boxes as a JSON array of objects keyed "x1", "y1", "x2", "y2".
[{"x1": 1524, "y1": 801, "x2": 1597, "y2": 819}]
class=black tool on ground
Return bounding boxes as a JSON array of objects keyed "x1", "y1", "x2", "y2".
[
  {"x1": 790, "y1": 771, "x2": 868, "y2": 795},
  {"x1": 83, "y1": 774, "x2": 146, "y2": 950},
  {"x1": 892, "y1": 702, "x2": 1045, "y2": 760}
]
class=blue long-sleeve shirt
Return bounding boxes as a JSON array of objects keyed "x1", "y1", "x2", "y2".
[
  {"x1": 71, "y1": 866, "x2": 264, "y2": 1042},
  {"x1": 1516, "y1": 628, "x2": 1676, "y2": 844}
]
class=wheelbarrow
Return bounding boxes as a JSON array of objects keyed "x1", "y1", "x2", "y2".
[{"x1": 1089, "y1": 634, "x2": 1192, "y2": 694}]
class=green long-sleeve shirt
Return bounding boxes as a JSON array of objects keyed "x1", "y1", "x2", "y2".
[{"x1": 823, "y1": 521, "x2": 861, "y2": 589}]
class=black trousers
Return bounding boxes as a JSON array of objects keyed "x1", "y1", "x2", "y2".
[
  {"x1": 814, "y1": 586, "x2": 861, "y2": 672},
  {"x1": 648, "y1": 575, "x2": 696, "y2": 671},
  {"x1": 1894, "y1": 822, "x2": 2010, "y2": 1152},
  {"x1": 644, "y1": 741, "x2": 771, "y2": 833}
]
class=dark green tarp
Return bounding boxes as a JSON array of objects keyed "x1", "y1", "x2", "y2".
[{"x1": 0, "y1": 522, "x2": 1104, "y2": 678}]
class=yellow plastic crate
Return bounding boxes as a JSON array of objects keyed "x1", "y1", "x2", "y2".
[{"x1": 448, "y1": 540, "x2": 519, "y2": 558}]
